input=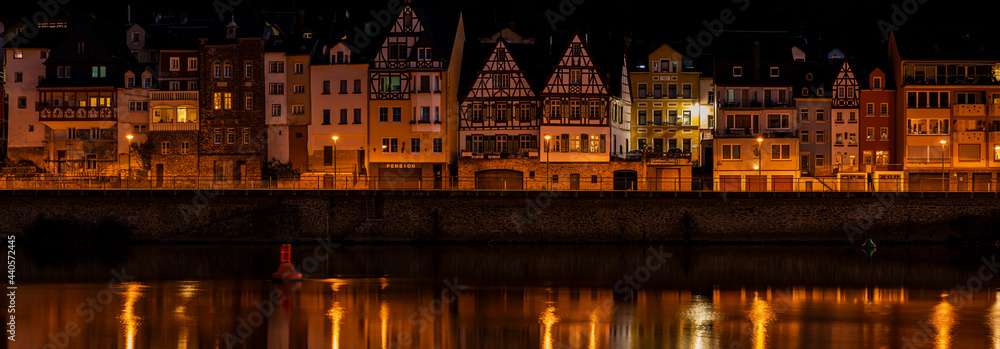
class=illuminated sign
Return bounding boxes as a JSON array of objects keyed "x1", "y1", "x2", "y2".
[{"x1": 384, "y1": 163, "x2": 418, "y2": 169}]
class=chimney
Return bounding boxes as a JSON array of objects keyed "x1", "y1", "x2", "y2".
[{"x1": 296, "y1": 10, "x2": 306, "y2": 26}]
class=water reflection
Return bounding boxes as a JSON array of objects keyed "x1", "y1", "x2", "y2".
[
  {"x1": 117, "y1": 282, "x2": 145, "y2": 349},
  {"x1": 991, "y1": 291, "x2": 1000, "y2": 349},
  {"x1": 588, "y1": 309, "x2": 599, "y2": 349},
  {"x1": 748, "y1": 292, "x2": 775, "y2": 349},
  {"x1": 328, "y1": 298, "x2": 344, "y2": 349},
  {"x1": 14, "y1": 245, "x2": 1000, "y2": 349},
  {"x1": 539, "y1": 304, "x2": 560, "y2": 349},
  {"x1": 933, "y1": 293, "x2": 956, "y2": 349},
  {"x1": 684, "y1": 295, "x2": 718, "y2": 349},
  {"x1": 174, "y1": 281, "x2": 199, "y2": 349}
]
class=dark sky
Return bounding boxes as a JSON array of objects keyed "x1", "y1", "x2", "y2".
[{"x1": 5, "y1": 0, "x2": 999, "y2": 52}]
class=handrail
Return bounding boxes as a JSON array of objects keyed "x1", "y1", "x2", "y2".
[{"x1": 0, "y1": 174, "x2": 994, "y2": 193}]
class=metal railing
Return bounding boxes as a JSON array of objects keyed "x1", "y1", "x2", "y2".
[{"x1": 1, "y1": 175, "x2": 998, "y2": 193}]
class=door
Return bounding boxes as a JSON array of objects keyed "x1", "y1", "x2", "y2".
[
  {"x1": 475, "y1": 170, "x2": 524, "y2": 190},
  {"x1": 232, "y1": 161, "x2": 244, "y2": 185},
  {"x1": 613, "y1": 170, "x2": 638, "y2": 190},
  {"x1": 155, "y1": 164, "x2": 164, "y2": 188},
  {"x1": 746, "y1": 175, "x2": 767, "y2": 191},
  {"x1": 720, "y1": 175, "x2": 741, "y2": 191},
  {"x1": 655, "y1": 168, "x2": 680, "y2": 191},
  {"x1": 570, "y1": 174, "x2": 581, "y2": 190},
  {"x1": 772, "y1": 175, "x2": 793, "y2": 191},
  {"x1": 434, "y1": 164, "x2": 443, "y2": 189},
  {"x1": 380, "y1": 168, "x2": 422, "y2": 190}
]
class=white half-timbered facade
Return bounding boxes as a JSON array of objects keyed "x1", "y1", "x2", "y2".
[
  {"x1": 460, "y1": 40, "x2": 540, "y2": 159},
  {"x1": 832, "y1": 60, "x2": 861, "y2": 172},
  {"x1": 540, "y1": 34, "x2": 612, "y2": 163}
]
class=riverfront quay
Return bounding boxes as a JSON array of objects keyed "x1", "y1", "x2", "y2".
[{"x1": 2, "y1": 190, "x2": 1000, "y2": 244}]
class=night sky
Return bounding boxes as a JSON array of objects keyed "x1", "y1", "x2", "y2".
[{"x1": 5, "y1": 0, "x2": 1000, "y2": 50}]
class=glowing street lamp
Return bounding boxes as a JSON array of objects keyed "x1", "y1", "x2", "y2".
[
  {"x1": 940, "y1": 139, "x2": 948, "y2": 191},
  {"x1": 544, "y1": 135, "x2": 551, "y2": 190},
  {"x1": 332, "y1": 136, "x2": 339, "y2": 181},
  {"x1": 126, "y1": 134, "x2": 134, "y2": 189},
  {"x1": 756, "y1": 136, "x2": 764, "y2": 177}
]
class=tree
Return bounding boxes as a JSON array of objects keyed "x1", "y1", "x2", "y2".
[
  {"x1": 130, "y1": 141, "x2": 156, "y2": 173},
  {"x1": 263, "y1": 158, "x2": 299, "y2": 180}
]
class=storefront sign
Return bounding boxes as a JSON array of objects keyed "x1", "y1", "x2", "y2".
[{"x1": 384, "y1": 163, "x2": 418, "y2": 169}]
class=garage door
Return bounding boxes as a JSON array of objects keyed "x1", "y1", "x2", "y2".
[
  {"x1": 772, "y1": 175, "x2": 793, "y2": 191},
  {"x1": 720, "y1": 175, "x2": 741, "y2": 192},
  {"x1": 655, "y1": 168, "x2": 680, "y2": 191},
  {"x1": 475, "y1": 170, "x2": 524, "y2": 190},
  {"x1": 746, "y1": 175, "x2": 766, "y2": 192},
  {"x1": 379, "y1": 168, "x2": 423, "y2": 190}
]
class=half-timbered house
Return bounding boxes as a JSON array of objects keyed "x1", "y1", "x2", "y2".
[
  {"x1": 832, "y1": 60, "x2": 861, "y2": 173},
  {"x1": 540, "y1": 34, "x2": 612, "y2": 164},
  {"x1": 366, "y1": 2, "x2": 464, "y2": 189}
]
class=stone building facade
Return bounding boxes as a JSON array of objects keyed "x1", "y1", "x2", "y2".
[{"x1": 197, "y1": 23, "x2": 266, "y2": 181}]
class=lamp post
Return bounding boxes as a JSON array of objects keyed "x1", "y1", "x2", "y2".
[
  {"x1": 544, "y1": 135, "x2": 551, "y2": 190},
  {"x1": 126, "y1": 134, "x2": 133, "y2": 189},
  {"x1": 940, "y1": 139, "x2": 947, "y2": 191},
  {"x1": 756, "y1": 136, "x2": 763, "y2": 178},
  {"x1": 332, "y1": 135, "x2": 339, "y2": 182}
]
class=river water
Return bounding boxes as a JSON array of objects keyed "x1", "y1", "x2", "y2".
[{"x1": 11, "y1": 244, "x2": 1000, "y2": 348}]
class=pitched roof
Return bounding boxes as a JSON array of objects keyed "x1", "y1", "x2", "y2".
[{"x1": 892, "y1": 28, "x2": 1000, "y2": 61}]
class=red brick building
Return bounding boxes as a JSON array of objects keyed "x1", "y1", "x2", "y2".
[{"x1": 858, "y1": 67, "x2": 895, "y2": 168}]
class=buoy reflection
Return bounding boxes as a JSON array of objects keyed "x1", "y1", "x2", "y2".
[
  {"x1": 932, "y1": 293, "x2": 955, "y2": 349},
  {"x1": 539, "y1": 305, "x2": 560, "y2": 349},
  {"x1": 748, "y1": 292, "x2": 775, "y2": 349}
]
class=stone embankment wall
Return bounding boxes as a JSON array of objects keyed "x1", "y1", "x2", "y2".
[{"x1": 2, "y1": 191, "x2": 999, "y2": 243}]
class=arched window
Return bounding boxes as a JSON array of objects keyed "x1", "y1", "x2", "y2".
[
  {"x1": 801, "y1": 87, "x2": 809, "y2": 96},
  {"x1": 816, "y1": 87, "x2": 824, "y2": 96},
  {"x1": 213, "y1": 62, "x2": 221, "y2": 78},
  {"x1": 223, "y1": 62, "x2": 232, "y2": 78}
]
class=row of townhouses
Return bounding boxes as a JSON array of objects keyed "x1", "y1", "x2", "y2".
[{"x1": 2, "y1": 4, "x2": 1000, "y2": 191}]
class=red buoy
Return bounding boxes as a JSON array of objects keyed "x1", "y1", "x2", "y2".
[{"x1": 271, "y1": 244, "x2": 303, "y2": 283}]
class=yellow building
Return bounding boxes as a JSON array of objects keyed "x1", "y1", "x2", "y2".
[
  {"x1": 629, "y1": 44, "x2": 704, "y2": 165},
  {"x1": 366, "y1": 4, "x2": 464, "y2": 189},
  {"x1": 714, "y1": 136, "x2": 801, "y2": 191}
]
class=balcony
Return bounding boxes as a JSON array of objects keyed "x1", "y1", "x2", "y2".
[
  {"x1": 461, "y1": 149, "x2": 539, "y2": 159},
  {"x1": 953, "y1": 104, "x2": 986, "y2": 117},
  {"x1": 411, "y1": 121, "x2": 441, "y2": 133},
  {"x1": 714, "y1": 129, "x2": 797, "y2": 139},
  {"x1": 990, "y1": 105, "x2": 1000, "y2": 117},
  {"x1": 39, "y1": 106, "x2": 116, "y2": 122},
  {"x1": 150, "y1": 91, "x2": 199, "y2": 101},
  {"x1": 719, "y1": 99, "x2": 793, "y2": 109},
  {"x1": 150, "y1": 122, "x2": 199, "y2": 131}
]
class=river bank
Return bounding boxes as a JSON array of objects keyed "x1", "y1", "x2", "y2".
[{"x1": 2, "y1": 190, "x2": 999, "y2": 243}]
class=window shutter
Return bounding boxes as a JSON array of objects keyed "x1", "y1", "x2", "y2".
[
  {"x1": 600, "y1": 134, "x2": 607, "y2": 153},
  {"x1": 581, "y1": 134, "x2": 589, "y2": 153},
  {"x1": 531, "y1": 135, "x2": 538, "y2": 149},
  {"x1": 466, "y1": 137, "x2": 472, "y2": 152},
  {"x1": 561, "y1": 134, "x2": 569, "y2": 152},
  {"x1": 509, "y1": 136, "x2": 517, "y2": 154}
]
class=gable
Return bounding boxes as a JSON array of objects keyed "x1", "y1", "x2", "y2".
[{"x1": 541, "y1": 34, "x2": 609, "y2": 96}]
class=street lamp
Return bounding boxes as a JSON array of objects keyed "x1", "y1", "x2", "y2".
[
  {"x1": 126, "y1": 134, "x2": 133, "y2": 189},
  {"x1": 756, "y1": 136, "x2": 763, "y2": 176},
  {"x1": 332, "y1": 135, "x2": 339, "y2": 171},
  {"x1": 544, "y1": 135, "x2": 551, "y2": 190},
  {"x1": 940, "y1": 139, "x2": 947, "y2": 191}
]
